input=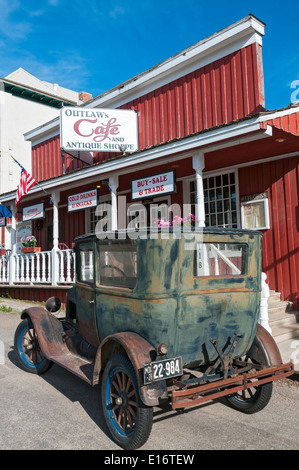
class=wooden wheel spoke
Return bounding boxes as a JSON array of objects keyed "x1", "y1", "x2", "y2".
[
  {"x1": 126, "y1": 409, "x2": 133, "y2": 430},
  {"x1": 116, "y1": 372, "x2": 123, "y2": 390},
  {"x1": 127, "y1": 389, "x2": 136, "y2": 399},
  {"x1": 128, "y1": 405, "x2": 136, "y2": 418},
  {"x1": 27, "y1": 329, "x2": 34, "y2": 341},
  {"x1": 125, "y1": 377, "x2": 132, "y2": 394},
  {"x1": 122, "y1": 372, "x2": 126, "y2": 389},
  {"x1": 111, "y1": 379, "x2": 120, "y2": 393},
  {"x1": 128, "y1": 399, "x2": 138, "y2": 407},
  {"x1": 117, "y1": 408, "x2": 123, "y2": 424}
]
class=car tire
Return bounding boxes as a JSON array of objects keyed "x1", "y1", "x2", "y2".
[
  {"x1": 14, "y1": 318, "x2": 53, "y2": 375},
  {"x1": 101, "y1": 354, "x2": 153, "y2": 449}
]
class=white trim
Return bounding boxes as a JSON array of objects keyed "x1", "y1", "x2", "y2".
[
  {"x1": 1, "y1": 119, "x2": 272, "y2": 205},
  {"x1": 241, "y1": 198, "x2": 270, "y2": 230},
  {"x1": 24, "y1": 15, "x2": 265, "y2": 145},
  {"x1": 89, "y1": 16, "x2": 264, "y2": 110},
  {"x1": 259, "y1": 105, "x2": 299, "y2": 122}
]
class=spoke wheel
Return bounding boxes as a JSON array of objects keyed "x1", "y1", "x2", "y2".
[
  {"x1": 101, "y1": 354, "x2": 153, "y2": 450},
  {"x1": 14, "y1": 318, "x2": 53, "y2": 374},
  {"x1": 225, "y1": 355, "x2": 273, "y2": 414}
]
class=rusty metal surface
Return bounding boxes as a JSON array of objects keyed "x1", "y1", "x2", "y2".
[
  {"x1": 21, "y1": 307, "x2": 94, "y2": 384},
  {"x1": 92, "y1": 331, "x2": 168, "y2": 406},
  {"x1": 247, "y1": 323, "x2": 283, "y2": 366},
  {"x1": 171, "y1": 362, "x2": 294, "y2": 410},
  {"x1": 92, "y1": 229, "x2": 262, "y2": 368}
]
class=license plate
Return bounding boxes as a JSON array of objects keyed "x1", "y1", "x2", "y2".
[{"x1": 144, "y1": 357, "x2": 183, "y2": 384}]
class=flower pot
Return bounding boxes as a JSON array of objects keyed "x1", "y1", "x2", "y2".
[{"x1": 21, "y1": 247, "x2": 41, "y2": 253}]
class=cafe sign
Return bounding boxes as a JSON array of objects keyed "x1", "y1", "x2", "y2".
[
  {"x1": 131, "y1": 170, "x2": 176, "y2": 200},
  {"x1": 23, "y1": 202, "x2": 45, "y2": 222},
  {"x1": 68, "y1": 189, "x2": 98, "y2": 212},
  {"x1": 60, "y1": 107, "x2": 138, "y2": 153}
]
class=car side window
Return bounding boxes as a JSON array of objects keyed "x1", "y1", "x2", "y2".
[
  {"x1": 77, "y1": 243, "x2": 94, "y2": 283},
  {"x1": 98, "y1": 239, "x2": 137, "y2": 289}
]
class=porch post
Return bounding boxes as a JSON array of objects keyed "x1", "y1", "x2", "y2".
[
  {"x1": 109, "y1": 176, "x2": 119, "y2": 231},
  {"x1": 8, "y1": 201, "x2": 16, "y2": 285},
  {"x1": 260, "y1": 272, "x2": 272, "y2": 334},
  {"x1": 192, "y1": 152, "x2": 205, "y2": 227},
  {"x1": 51, "y1": 191, "x2": 60, "y2": 285}
]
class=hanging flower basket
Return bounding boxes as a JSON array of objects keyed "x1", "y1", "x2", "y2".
[
  {"x1": 21, "y1": 247, "x2": 41, "y2": 253},
  {"x1": 0, "y1": 248, "x2": 6, "y2": 256}
]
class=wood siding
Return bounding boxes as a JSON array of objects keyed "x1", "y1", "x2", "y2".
[
  {"x1": 32, "y1": 43, "x2": 264, "y2": 181},
  {"x1": 238, "y1": 156, "x2": 299, "y2": 308}
]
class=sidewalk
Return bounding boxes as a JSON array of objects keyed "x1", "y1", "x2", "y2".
[{"x1": 1, "y1": 296, "x2": 298, "y2": 376}]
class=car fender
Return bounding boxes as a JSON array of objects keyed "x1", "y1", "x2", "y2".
[
  {"x1": 93, "y1": 331, "x2": 168, "y2": 406},
  {"x1": 247, "y1": 324, "x2": 283, "y2": 366},
  {"x1": 21, "y1": 307, "x2": 65, "y2": 359}
]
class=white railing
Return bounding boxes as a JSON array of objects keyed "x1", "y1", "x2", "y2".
[
  {"x1": 0, "y1": 254, "x2": 9, "y2": 283},
  {"x1": 0, "y1": 249, "x2": 75, "y2": 286}
]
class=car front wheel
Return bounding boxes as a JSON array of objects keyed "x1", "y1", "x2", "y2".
[
  {"x1": 14, "y1": 318, "x2": 53, "y2": 374},
  {"x1": 101, "y1": 354, "x2": 153, "y2": 450}
]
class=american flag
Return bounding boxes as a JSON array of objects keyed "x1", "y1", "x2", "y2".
[{"x1": 16, "y1": 168, "x2": 36, "y2": 206}]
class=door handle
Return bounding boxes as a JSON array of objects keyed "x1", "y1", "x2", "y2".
[{"x1": 88, "y1": 300, "x2": 94, "y2": 304}]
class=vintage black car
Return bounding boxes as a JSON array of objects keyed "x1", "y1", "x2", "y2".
[{"x1": 14, "y1": 228, "x2": 293, "y2": 449}]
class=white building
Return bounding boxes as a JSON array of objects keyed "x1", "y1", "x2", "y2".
[{"x1": 0, "y1": 68, "x2": 91, "y2": 195}]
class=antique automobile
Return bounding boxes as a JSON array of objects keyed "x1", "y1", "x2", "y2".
[{"x1": 14, "y1": 227, "x2": 293, "y2": 449}]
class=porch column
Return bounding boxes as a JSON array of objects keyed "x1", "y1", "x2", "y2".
[
  {"x1": 260, "y1": 273, "x2": 272, "y2": 334},
  {"x1": 192, "y1": 152, "x2": 205, "y2": 227},
  {"x1": 109, "y1": 176, "x2": 119, "y2": 231},
  {"x1": 51, "y1": 191, "x2": 60, "y2": 285},
  {"x1": 9, "y1": 201, "x2": 16, "y2": 285}
]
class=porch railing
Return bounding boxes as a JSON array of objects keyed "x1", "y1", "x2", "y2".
[{"x1": 0, "y1": 249, "x2": 75, "y2": 286}]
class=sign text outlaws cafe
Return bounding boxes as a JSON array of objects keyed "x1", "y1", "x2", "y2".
[{"x1": 60, "y1": 107, "x2": 138, "y2": 153}]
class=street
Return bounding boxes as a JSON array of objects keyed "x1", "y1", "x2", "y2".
[{"x1": 1, "y1": 310, "x2": 299, "y2": 451}]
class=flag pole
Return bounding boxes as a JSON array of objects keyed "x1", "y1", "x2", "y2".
[{"x1": 10, "y1": 155, "x2": 53, "y2": 203}]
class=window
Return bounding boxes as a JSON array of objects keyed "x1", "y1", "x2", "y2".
[
  {"x1": 77, "y1": 244, "x2": 94, "y2": 283},
  {"x1": 190, "y1": 171, "x2": 238, "y2": 228},
  {"x1": 89, "y1": 197, "x2": 111, "y2": 234},
  {"x1": 241, "y1": 199, "x2": 270, "y2": 230},
  {"x1": 194, "y1": 242, "x2": 247, "y2": 277},
  {"x1": 98, "y1": 240, "x2": 137, "y2": 289}
]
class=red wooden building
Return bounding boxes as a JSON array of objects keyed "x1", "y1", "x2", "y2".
[{"x1": 0, "y1": 15, "x2": 298, "y2": 311}]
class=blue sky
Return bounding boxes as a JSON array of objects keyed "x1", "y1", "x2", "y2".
[{"x1": 0, "y1": 0, "x2": 298, "y2": 111}]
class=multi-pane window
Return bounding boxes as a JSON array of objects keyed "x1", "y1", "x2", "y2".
[
  {"x1": 190, "y1": 171, "x2": 238, "y2": 228},
  {"x1": 89, "y1": 198, "x2": 111, "y2": 234}
]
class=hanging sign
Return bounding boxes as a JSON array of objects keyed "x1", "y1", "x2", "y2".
[
  {"x1": 68, "y1": 189, "x2": 98, "y2": 212},
  {"x1": 131, "y1": 170, "x2": 176, "y2": 200},
  {"x1": 23, "y1": 202, "x2": 45, "y2": 222},
  {"x1": 60, "y1": 107, "x2": 138, "y2": 153},
  {"x1": 0, "y1": 217, "x2": 6, "y2": 227}
]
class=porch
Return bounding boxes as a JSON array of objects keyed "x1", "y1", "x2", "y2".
[{"x1": 0, "y1": 248, "x2": 75, "y2": 304}]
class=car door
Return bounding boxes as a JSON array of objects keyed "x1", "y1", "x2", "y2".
[{"x1": 75, "y1": 240, "x2": 100, "y2": 347}]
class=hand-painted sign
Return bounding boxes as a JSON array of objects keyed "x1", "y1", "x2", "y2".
[
  {"x1": 60, "y1": 107, "x2": 138, "y2": 153},
  {"x1": 23, "y1": 202, "x2": 45, "y2": 222},
  {"x1": 68, "y1": 189, "x2": 98, "y2": 212},
  {"x1": 131, "y1": 170, "x2": 176, "y2": 200}
]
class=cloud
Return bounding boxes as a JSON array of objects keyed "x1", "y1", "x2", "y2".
[{"x1": 0, "y1": 0, "x2": 32, "y2": 40}]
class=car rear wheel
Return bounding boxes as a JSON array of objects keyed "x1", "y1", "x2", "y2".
[
  {"x1": 101, "y1": 354, "x2": 153, "y2": 450},
  {"x1": 225, "y1": 349, "x2": 273, "y2": 414},
  {"x1": 14, "y1": 318, "x2": 53, "y2": 374}
]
